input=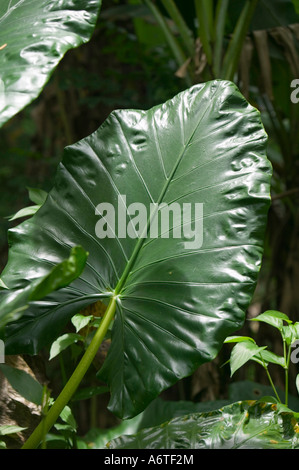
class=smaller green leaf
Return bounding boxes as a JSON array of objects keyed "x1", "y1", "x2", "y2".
[
  {"x1": 283, "y1": 324, "x2": 299, "y2": 346},
  {"x1": 250, "y1": 310, "x2": 291, "y2": 331},
  {"x1": 49, "y1": 333, "x2": 84, "y2": 360},
  {"x1": 71, "y1": 314, "x2": 93, "y2": 333},
  {"x1": 230, "y1": 341, "x2": 267, "y2": 377},
  {"x1": 0, "y1": 364, "x2": 43, "y2": 405},
  {"x1": 0, "y1": 425, "x2": 27, "y2": 436},
  {"x1": 53, "y1": 423, "x2": 72, "y2": 433},
  {"x1": 30, "y1": 246, "x2": 88, "y2": 301},
  {"x1": 296, "y1": 374, "x2": 299, "y2": 396},
  {"x1": 0, "y1": 441, "x2": 6, "y2": 449},
  {"x1": 7, "y1": 205, "x2": 41, "y2": 222},
  {"x1": 224, "y1": 335, "x2": 255, "y2": 344},
  {"x1": 27, "y1": 187, "x2": 48, "y2": 206},
  {"x1": 258, "y1": 350, "x2": 286, "y2": 368},
  {"x1": 59, "y1": 406, "x2": 77, "y2": 432},
  {"x1": 258, "y1": 396, "x2": 278, "y2": 404}
]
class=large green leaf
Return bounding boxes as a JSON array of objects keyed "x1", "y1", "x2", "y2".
[
  {"x1": 107, "y1": 401, "x2": 299, "y2": 449},
  {"x1": 0, "y1": 81, "x2": 272, "y2": 419},
  {"x1": 0, "y1": 0, "x2": 101, "y2": 127}
]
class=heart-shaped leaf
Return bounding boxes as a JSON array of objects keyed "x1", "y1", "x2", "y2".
[
  {"x1": 0, "y1": 81, "x2": 272, "y2": 418},
  {"x1": 0, "y1": 0, "x2": 101, "y2": 127},
  {"x1": 229, "y1": 341, "x2": 268, "y2": 376}
]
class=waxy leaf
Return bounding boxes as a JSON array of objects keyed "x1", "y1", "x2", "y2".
[
  {"x1": 224, "y1": 335, "x2": 255, "y2": 344},
  {"x1": 250, "y1": 310, "x2": 292, "y2": 330},
  {"x1": 49, "y1": 333, "x2": 84, "y2": 361},
  {"x1": 107, "y1": 401, "x2": 299, "y2": 449},
  {"x1": 0, "y1": 0, "x2": 101, "y2": 127},
  {"x1": 283, "y1": 323, "x2": 299, "y2": 345},
  {"x1": 0, "y1": 81, "x2": 271, "y2": 419},
  {"x1": 0, "y1": 425, "x2": 27, "y2": 436},
  {"x1": 27, "y1": 187, "x2": 48, "y2": 206},
  {"x1": 256, "y1": 349, "x2": 285, "y2": 368},
  {"x1": 229, "y1": 341, "x2": 267, "y2": 377}
]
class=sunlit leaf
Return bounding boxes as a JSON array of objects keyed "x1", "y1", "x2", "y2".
[
  {"x1": 0, "y1": 0, "x2": 101, "y2": 127},
  {"x1": 229, "y1": 341, "x2": 267, "y2": 376},
  {"x1": 0, "y1": 81, "x2": 271, "y2": 419},
  {"x1": 49, "y1": 333, "x2": 84, "y2": 360},
  {"x1": 250, "y1": 310, "x2": 291, "y2": 331},
  {"x1": 107, "y1": 401, "x2": 299, "y2": 449}
]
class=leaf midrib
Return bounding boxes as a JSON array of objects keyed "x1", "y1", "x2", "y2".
[{"x1": 114, "y1": 83, "x2": 219, "y2": 296}]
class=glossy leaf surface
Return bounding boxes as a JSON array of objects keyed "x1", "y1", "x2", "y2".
[
  {"x1": 250, "y1": 310, "x2": 292, "y2": 330},
  {"x1": 107, "y1": 401, "x2": 299, "y2": 449},
  {"x1": 229, "y1": 341, "x2": 267, "y2": 376},
  {"x1": 0, "y1": 0, "x2": 101, "y2": 127},
  {"x1": 0, "y1": 81, "x2": 271, "y2": 418}
]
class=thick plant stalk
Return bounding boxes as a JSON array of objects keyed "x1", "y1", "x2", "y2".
[
  {"x1": 213, "y1": 0, "x2": 229, "y2": 77},
  {"x1": 194, "y1": 0, "x2": 214, "y2": 65},
  {"x1": 22, "y1": 296, "x2": 117, "y2": 449},
  {"x1": 160, "y1": 0, "x2": 194, "y2": 57},
  {"x1": 222, "y1": 0, "x2": 259, "y2": 80},
  {"x1": 143, "y1": 0, "x2": 192, "y2": 86}
]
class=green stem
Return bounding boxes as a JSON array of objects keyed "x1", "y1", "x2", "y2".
[
  {"x1": 161, "y1": 0, "x2": 194, "y2": 57},
  {"x1": 143, "y1": 0, "x2": 192, "y2": 86},
  {"x1": 265, "y1": 367, "x2": 282, "y2": 404},
  {"x1": 41, "y1": 386, "x2": 51, "y2": 450},
  {"x1": 21, "y1": 296, "x2": 117, "y2": 449},
  {"x1": 285, "y1": 344, "x2": 292, "y2": 407},
  {"x1": 222, "y1": 0, "x2": 259, "y2": 81},
  {"x1": 258, "y1": 353, "x2": 281, "y2": 404},
  {"x1": 194, "y1": 0, "x2": 214, "y2": 65},
  {"x1": 213, "y1": 0, "x2": 229, "y2": 77}
]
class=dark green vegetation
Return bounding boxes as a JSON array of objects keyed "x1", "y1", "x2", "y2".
[{"x1": 0, "y1": 0, "x2": 299, "y2": 449}]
